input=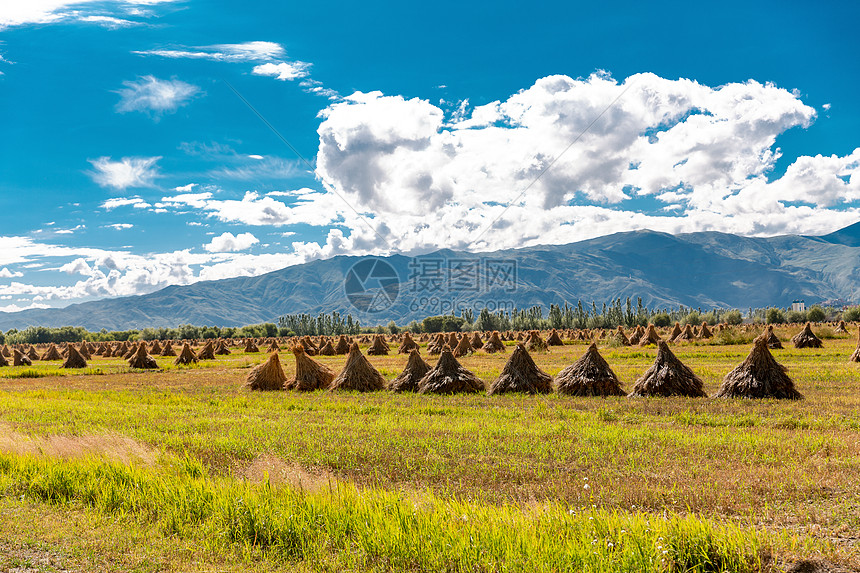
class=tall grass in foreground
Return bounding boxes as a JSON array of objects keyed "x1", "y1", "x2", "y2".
[{"x1": 0, "y1": 452, "x2": 768, "y2": 572}]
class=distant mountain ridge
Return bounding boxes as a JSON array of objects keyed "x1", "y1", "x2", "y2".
[{"x1": 2, "y1": 224, "x2": 860, "y2": 331}]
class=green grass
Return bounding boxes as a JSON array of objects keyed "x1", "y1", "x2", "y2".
[{"x1": 0, "y1": 452, "x2": 776, "y2": 573}]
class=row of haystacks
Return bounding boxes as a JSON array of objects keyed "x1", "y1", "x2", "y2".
[
  {"x1": 0, "y1": 322, "x2": 843, "y2": 375},
  {"x1": 0, "y1": 319, "x2": 842, "y2": 365},
  {"x1": 243, "y1": 328, "x2": 807, "y2": 400}
]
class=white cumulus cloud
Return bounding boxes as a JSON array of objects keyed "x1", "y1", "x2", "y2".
[
  {"x1": 252, "y1": 61, "x2": 309, "y2": 81},
  {"x1": 204, "y1": 232, "x2": 259, "y2": 253},
  {"x1": 309, "y1": 72, "x2": 860, "y2": 254},
  {"x1": 0, "y1": 0, "x2": 179, "y2": 30}
]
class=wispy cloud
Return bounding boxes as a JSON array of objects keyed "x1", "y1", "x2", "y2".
[
  {"x1": 89, "y1": 156, "x2": 161, "y2": 190},
  {"x1": 77, "y1": 14, "x2": 139, "y2": 29},
  {"x1": 115, "y1": 75, "x2": 201, "y2": 118},
  {"x1": 209, "y1": 156, "x2": 301, "y2": 180},
  {"x1": 101, "y1": 196, "x2": 152, "y2": 210},
  {"x1": 133, "y1": 41, "x2": 287, "y2": 63}
]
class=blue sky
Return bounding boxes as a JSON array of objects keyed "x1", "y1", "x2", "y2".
[{"x1": 0, "y1": 0, "x2": 858, "y2": 313}]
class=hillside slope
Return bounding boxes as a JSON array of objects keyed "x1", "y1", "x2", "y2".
[{"x1": 1, "y1": 226, "x2": 859, "y2": 330}]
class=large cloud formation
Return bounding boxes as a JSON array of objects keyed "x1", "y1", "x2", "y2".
[
  {"x1": 4, "y1": 72, "x2": 860, "y2": 311},
  {"x1": 313, "y1": 72, "x2": 860, "y2": 253}
]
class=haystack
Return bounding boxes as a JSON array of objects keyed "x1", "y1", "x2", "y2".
[
  {"x1": 546, "y1": 329, "x2": 565, "y2": 346},
  {"x1": 128, "y1": 343, "x2": 158, "y2": 369},
  {"x1": 715, "y1": 336, "x2": 802, "y2": 399},
  {"x1": 329, "y1": 343, "x2": 385, "y2": 392},
  {"x1": 334, "y1": 336, "x2": 350, "y2": 355},
  {"x1": 850, "y1": 329, "x2": 860, "y2": 363},
  {"x1": 13, "y1": 348, "x2": 31, "y2": 366},
  {"x1": 389, "y1": 349, "x2": 432, "y2": 393},
  {"x1": 555, "y1": 343, "x2": 625, "y2": 397},
  {"x1": 611, "y1": 326, "x2": 630, "y2": 346},
  {"x1": 629, "y1": 341, "x2": 707, "y2": 397},
  {"x1": 469, "y1": 332, "x2": 483, "y2": 350},
  {"x1": 1, "y1": 344, "x2": 10, "y2": 358},
  {"x1": 792, "y1": 323, "x2": 823, "y2": 349},
  {"x1": 638, "y1": 324, "x2": 662, "y2": 347},
  {"x1": 699, "y1": 322, "x2": 713, "y2": 339},
  {"x1": 0, "y1": 350, "x2": 7, "y2": 367},
  {"x1": 77, "y1": 343, "x2": 91, "y2": 360},
  {"x1": 628, "y1": 325, "x2": 645, "y2": 345},
  {"x1": 318, "y1": 339, "x2": 336, "y2": 356},
  {"x1": 667, "y1": 322, "x2": 682, "y2": 342},
  {"x1": 215, "y1": 339, "x2": 231, "y2": 355},
  {"x1": 674, "y1": 324, "x2": 696, "y2": 342},
  {"x1": 525, "y1": 331, "x2": 548, "y2": 352},
  {"x1": 149, "y1": 340, "x2": 162, "y2": 355},
  {"x1": 267, "y1": 340, "x2": 281, "y2": 353},
  {"x1": 301, "y1": 336, "x2": 318, "y2": 355},
  {"x1": 453, "y1": 334, "x2": 473, "y2": 358},
  {"x1": 417, "y1": 346, "x2": 483, "y2": 394},
  {"x1": 835, "y1": 320, "x2": 849, "y2": 334},
  {"x1": 428, "y1": 334, "x2": 445, "y2": 355},
  {"x1": 367, "y1": 334, "x2": 390, "y2": 356},
  {"x1": 487, "y1": 344, "x2": 552, "y2": 395},
  {"x1": 398, "y1": 332, "x2": 419, "y2": 354},
  {"x1": 123, "y1": 344, "x2": 137, "y2": 359},
  {"x1": 762, "y1": 325, "x2": 782, "y2": 349},
  {"x1": 482, "y1": 331, "x2": 506, "y2": 353},
  {"x1": 41, "y1": 344, "x2": 63, "y2": 361},
  {"x1": 197, "y1": 340, "x2": 216, "y2": 360},
  {"x1": 244, "y1": 339, "x2": 260, "y2": 353},
  {"x1": 173, "y1": 343, "x2": 198, "y2": 365},
  {"x1": 161, "y1": 343, "x2": 177, "y2": 357},
  {"x1": 446, "y1": 332, "x2": 459, "y2": 348},
  {"x1": 62, "y1": 344, "x2": 88, "y2": 369},
  {"x1": 245, "y1": 352, "x2": 287, "y2": 391},
  {"x1": 285, "y1": 345, "x2": 334, "y2": 391},
  {"x1": 26, "y1": 346, "x2": 39, "y2": 361}
]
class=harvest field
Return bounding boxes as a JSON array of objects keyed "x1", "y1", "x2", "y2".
[{"x1": 2, "y1": 326, "x2": 860, "y2": 572}]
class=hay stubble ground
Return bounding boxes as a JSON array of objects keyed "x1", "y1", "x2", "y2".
[{"x1": 1, "y1": 330, "x2": 860, "y2": 571}]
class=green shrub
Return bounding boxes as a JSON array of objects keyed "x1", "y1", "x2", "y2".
[
  {"x1": 786, "y1": 310, "x2": 806, "y2": 323},
  {"x1": 765, "y1": 308, "x2": 785, "y2": 324},
  {"x1": 807, "y1": 306, "x2": 826, "y2": 322},
  {"x1": 723, "y1": 310, "x2": 743, "y2": 325},
  {"x1": 843, "y1": 307, "x2": 860, "y2": 322},
  {"x1": 652, "y1": 312, "x2": 671, "y2": 327}
]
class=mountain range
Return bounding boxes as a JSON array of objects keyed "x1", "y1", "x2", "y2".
[{"x1": 2, "y1": 223, "x2": 860, "y2": 331}]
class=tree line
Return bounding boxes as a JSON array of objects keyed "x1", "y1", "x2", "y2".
[{"x1": 0, "y1": 300, "x2": 852, "y2": 343}]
